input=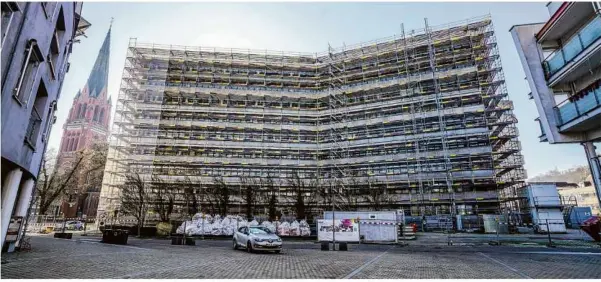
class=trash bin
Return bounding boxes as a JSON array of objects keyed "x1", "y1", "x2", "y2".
[
  {"x1": 321, "y1": 242, "x2": 329, "y2": 251},
  {"x1": 53, "y1": 232, "x2": 72, "y2": 239},
  {"x1": 102, "y1": 229, "x2": 129, "y2": 245},
  {"x1": 171, "y1": 235, "x2": 195, "y2": 246}
]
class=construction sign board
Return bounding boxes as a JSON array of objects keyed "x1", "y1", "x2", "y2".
[{"x1": 317, "y1": 219, "x2": 360, "y2": 242}]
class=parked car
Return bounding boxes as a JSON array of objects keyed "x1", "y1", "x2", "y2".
[
  {"x1": 56, "y1": 221, "x2": 84, "y2": 231},
  {"x1": 233, "y1": 226, "x2": 282, "y2": 253}
]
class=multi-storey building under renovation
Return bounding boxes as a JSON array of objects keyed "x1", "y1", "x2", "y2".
[{"x1": 98, "y1": 15, "x2": 526, "y2": 219}]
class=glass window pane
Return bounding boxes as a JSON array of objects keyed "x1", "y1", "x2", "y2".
[
  {"x1": 577, "y1": 90, "x2": 598, "y2": 113},
  {"x1": 562, "y1": 36, "x2": 583, "y2": 62},
  {"x1": 579, "y1": 17, "x2": 601, "y2": 47},
  {"x1": 546, "y1": 52, "x2": 564, "y2": 75},
  {"x1": 558, "y1": 102, "x2": 578, "y2": 124}
]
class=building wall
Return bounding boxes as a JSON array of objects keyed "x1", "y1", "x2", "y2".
[
  {"x1": 558, "y1": 185, "x2": 601, "y2": 215},
  {"x1": 1, "y1": 2, "x2": 80, "y2": 180},
  {"x1": 1, "y1": 2, "x2": 85, "y2": 251}
]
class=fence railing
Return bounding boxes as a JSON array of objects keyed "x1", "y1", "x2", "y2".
[{"x1": 26, "y1": 216, "x2": 98, "y2": 233}]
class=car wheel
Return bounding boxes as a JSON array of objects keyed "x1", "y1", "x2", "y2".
[
  {"x1": 233, "y1": 239, "x2": 238, "y2": 250},
  {"x1": 274, "y1": 250, "x2": 281, "y2": 254},
  {"x1": 247, "y1": 241, "x2": 253, "y2": 253}
]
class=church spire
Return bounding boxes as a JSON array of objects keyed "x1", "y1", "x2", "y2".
[{"x1": 85, "y1": 22, "x2": 111, "y2": 98}]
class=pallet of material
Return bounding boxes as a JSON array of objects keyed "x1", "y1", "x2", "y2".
[{"x1": 398, "y1": 226, "x2": 416, "y2": 240}]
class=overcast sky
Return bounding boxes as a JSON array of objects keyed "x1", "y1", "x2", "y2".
[{"x1": 49, "y1": 2, "x2": 592, "y2": 178}]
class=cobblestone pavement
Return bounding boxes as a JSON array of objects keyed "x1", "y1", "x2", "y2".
[{"x1": 1, "y1": 235, "x2": 600, "y2": 279}]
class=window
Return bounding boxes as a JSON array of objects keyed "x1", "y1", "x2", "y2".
[
  {"x1": 70, "y1": 138, "x2": 78, "y2": 151},
  {"x1": 79, "y1": 103, "x2": 87, "y2": 119},
  {"x1": 61, "y1": 139, "x2": 69, "y2": 152},
  {"x1": 47, "y1": 31, "x2": 60, "y2": 79},
  {"x1": 14, "y1": 39, "x2": 43, "y2": 105},
  {"x1": 41, "y1": 101, "x2": 57, "y2": 142},
  {"x1": 25, "y1": 80, "x2": 48, "y2": 149},
  {"x1": 76, "y1": 104, "x2": 82, "y2": 119},
  {"x1": 93, "y1": 105, "x2": 99, "y2": 122},
  {"x1": 40, "y1": 2, "x2": 57, "y2": 19},
  {"x1": 1, "y1": 2, "x2": 20, "y2": 48},
  {"x1": 48, "y1": 7, "x2": 66, "y2": 80}
]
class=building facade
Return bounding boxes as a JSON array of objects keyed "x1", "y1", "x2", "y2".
[
  {"x1": 1, "y1": 2, "x2": 89, "y2": 251},
  {"x1": 511, "y1": 2, "x2": 601, "y2": 212},
  {"x1": 57, "y1": 25, "x2": 112, "y2": 218},
  {"x1": 98, "y1": 16, "x2": 526, "y2": 220},
  {"x1": 556, "y1": 177, "x2": 601, "y2": 215}
]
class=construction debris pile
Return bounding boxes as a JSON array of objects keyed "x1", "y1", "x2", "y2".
[{"x1": 175, "y1": 214, "x2": 311, "y2": 236}]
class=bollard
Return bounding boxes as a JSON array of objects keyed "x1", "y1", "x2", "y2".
[
  {"x1": 321, "y1": 241, "x2": 329, "y2": 251},
  {"x1": 546, "y1": 219, "x2": 555, "y2": 248},
  {"x1": 496, "y1": 219, "x2": 500, "y2": 246}
]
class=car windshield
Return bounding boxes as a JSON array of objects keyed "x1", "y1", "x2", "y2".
[{"x1": 249, "y1": 227, "x2": 271, "y2": 234}]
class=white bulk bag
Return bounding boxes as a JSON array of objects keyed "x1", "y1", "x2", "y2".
[
  {"x1": 290, "y1": 221, "x2": 300, "y2": 236},
  {"x1": 261, "y1": 221, "x2": 276, "y2": 233},
  {"x1": 278, "y1": 222, "x2": 290, "y2": 236}
]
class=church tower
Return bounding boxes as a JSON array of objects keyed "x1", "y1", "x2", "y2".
[{"x1": 56, "y1": 23, "x2": 112, "y2": 217}]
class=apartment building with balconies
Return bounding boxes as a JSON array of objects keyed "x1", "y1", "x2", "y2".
[{"x1": 511, "y1": 2, "x2": 601, "y2": 213}]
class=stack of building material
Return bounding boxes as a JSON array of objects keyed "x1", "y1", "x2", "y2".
[{"x1": 398, "y1": 225, "x2": 416, "y2": 240}]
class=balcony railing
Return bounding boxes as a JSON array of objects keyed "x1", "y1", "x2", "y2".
[
  {"x1": 554, "y1": 82, "x2": 601, "y2": 125},
  {"x1": 543, "y1": 16, "x2": 601, "y2": 78}
]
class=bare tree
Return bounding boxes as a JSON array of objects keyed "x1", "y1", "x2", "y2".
[
  {"x1": 34, "y1": 148, "x2": 86, "y2": 217},
  {"x1": 287, "y1": 171, "x2": 318, "y2": 220},
  {"x1": 314, "y1": 178, "x2": 331, "y2": 213},
  {"x1": 261, "y1": 177, "x2": 279, "y2": 221},
  {"x1": 212, "y1": 176, "x2": 231, "y2": 216},
  {"x1": 201, "y1": 179, "x2": 217, "y2": 215},
  {"x1": 150, "y1": 176, "x2": 175, "y2": 222},
  {"x1": 337, "y1": 177, "x2": 359, "y2": 211},
  {"x1": 240, "y1": 177, "x2": 259, "y2": 219},
  {"x1": 363, "y1": 178, "x2": 391, "y2": 211},
  {"x1": 119, "y1": 173, "x2": 150, "y2": 237},
  {"x1": 70, "y1": 142, "x2": 109, "y2": 216},
  {"x1": 181, "y1": 176, "x2": 199, "y2": 217}
]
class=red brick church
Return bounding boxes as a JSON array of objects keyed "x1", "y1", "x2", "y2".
[{"x1": 57, "y1": 24, "x2": 112, "y2": 218}]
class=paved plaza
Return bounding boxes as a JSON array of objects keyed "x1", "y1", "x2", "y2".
[{"x1": 1, "y1": 235, "x2": 601, "y2": 279}]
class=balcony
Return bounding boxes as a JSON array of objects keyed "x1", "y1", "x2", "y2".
[
  {"x1": 542, "y1": 16, "x2": 601, "y2": 79},
  {"x1": 554, "y1": 81, "x2": 601, "y2": 130}
]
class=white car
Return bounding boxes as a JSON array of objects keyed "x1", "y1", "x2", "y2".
[{"x1": 233, "y1": 226, "x2": 282, "y2": 253}]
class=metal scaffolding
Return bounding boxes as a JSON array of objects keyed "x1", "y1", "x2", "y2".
[{"x1": 97, "y1": 15, "x2": 527, "y2": 219}]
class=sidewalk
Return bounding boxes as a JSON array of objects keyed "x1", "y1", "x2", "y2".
[{"x1": 408, "y1": 230, "x2": 600, "y2": 248}]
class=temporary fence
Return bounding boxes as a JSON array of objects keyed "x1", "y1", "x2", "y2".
[{"x1": 26, "y1": 215, "x2": 99, "y2": 233}]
